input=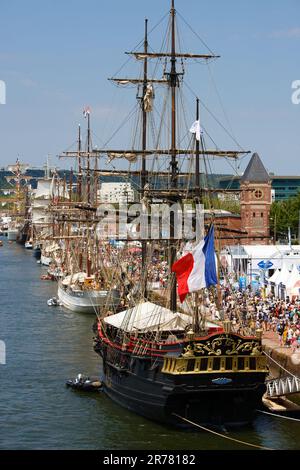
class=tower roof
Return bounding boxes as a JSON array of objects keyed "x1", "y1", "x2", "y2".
[{"x1": 241, "y1": 153, "x2": 269, "y2": 183}]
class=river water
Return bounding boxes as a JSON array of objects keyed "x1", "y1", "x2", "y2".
[{"x1": 0, "y1": 240, "x2": 300, "y2": 450}]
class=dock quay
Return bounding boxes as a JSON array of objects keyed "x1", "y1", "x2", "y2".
[{"x1": 262, "y1": 331, "x2": 300, "y2": 379}]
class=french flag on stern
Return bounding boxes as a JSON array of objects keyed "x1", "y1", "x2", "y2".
[{"x1": 172, "y1": 225, "x2": 218, "y2": 303}]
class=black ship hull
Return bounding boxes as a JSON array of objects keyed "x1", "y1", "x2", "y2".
[
  {"x1": 95, "y1": 335, "x2": 267, "y2": 428},
  {"x1": 33, "y1": 246, "x2": 41, "y2": 259}
]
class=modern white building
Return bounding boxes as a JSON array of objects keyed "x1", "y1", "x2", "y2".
[
  {"x1": 221, "y1": 244, "x2": 300, "y2": 284},
  {"x1": 99, "y1": 182, "x2": 136, "y2": 204}
]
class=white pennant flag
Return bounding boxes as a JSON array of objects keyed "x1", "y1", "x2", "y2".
[
  {"x1": 83, "y1": 106, "x2": 91, "y2": 118},
  {"x1": 189, "y1": 120, "x2": 202, "y2": 141}
]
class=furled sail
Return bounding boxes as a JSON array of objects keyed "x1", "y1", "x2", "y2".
[
  {"x1": 143, "y1": 84, "x2": 154, "y2": 112},
  {"x1": 107, "y1": 152, "x2": 138, "y2": 163}
]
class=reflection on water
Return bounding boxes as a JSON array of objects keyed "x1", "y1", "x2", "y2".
[{"x1": 0, "y1": 240, "x2": 300, "y2": 450}]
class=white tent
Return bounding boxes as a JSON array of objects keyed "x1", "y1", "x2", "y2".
[
  {"x1": 268, "y1": 268, "x2": 281, "y2": 284},
  {"x1": 104, "y1": 301, "x2": 220, "y2": 333},
  {"x1": 286, "y1": 265, "x2": 300, "y2": 296},
  {"x1": 286, "y1": 265, "x2": 300, "y2": 288},
  {"x1": 274, "y1": 265, "x2": 291, "y2": 286}
]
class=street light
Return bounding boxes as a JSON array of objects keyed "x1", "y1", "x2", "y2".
[{"x1": 270, "y1": 214, "x2": 277, "y2": 244}]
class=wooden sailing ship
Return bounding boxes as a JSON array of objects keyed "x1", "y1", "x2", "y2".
[
  {"x1": 6, "y1": 159, "x2": 31, "y2": 243},
  {"x1": 92, "y1": 0, "x2": 268, "y2": 427},
  {"x1": 54, "y1": 114, "x2": 121, "y2": 314}
]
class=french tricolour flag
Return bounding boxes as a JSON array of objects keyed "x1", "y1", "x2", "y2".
[{"x1": 172, "y1": 225, "x2": 217, "y2": 303}]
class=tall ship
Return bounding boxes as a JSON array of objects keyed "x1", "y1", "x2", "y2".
[
  {"x1": 93, "y1": 0, "x2": 268, "y2": 427},
  {"x1": 55, "y1": 115, "x2": 121, "y2": 314},
  {"x1": 6, "y1": 159, "x2": 31, "y2": 243}
]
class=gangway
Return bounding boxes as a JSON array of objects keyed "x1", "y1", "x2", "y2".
[{"x1": 266, "y1": 376, "x2": 300, "y2": 397}]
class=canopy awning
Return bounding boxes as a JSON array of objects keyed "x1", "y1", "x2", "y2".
[{"x1": 104, "y1": 301, "x2": 219, "y2": 333}]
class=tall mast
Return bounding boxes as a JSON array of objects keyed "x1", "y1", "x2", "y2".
[
  {"x1": 69, "y1": 168, "x2": 73, "y2": 202},
  {"x1": 170, "y1": 0, "x2": 178, "y2": 312},
  {"x1": 87, "y1": 112, "x2": 91, "y2": 204},
  {"x1": 141, "y1": 18, "x2": 148, "y2": 192},
  {"x1": 141, "y1": 18, "x2": 148, "y2": 298},
  {"x1": 77, "y1": 124, "x2": 82, "y2": 200},
  {"x1": 170, "y1": 0, "x2": 178, "y2": 189},
  {"x1": 195, "y1": 98, "x2": 200, "y2": 198}
]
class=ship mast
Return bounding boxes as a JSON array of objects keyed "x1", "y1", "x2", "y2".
[
  {"x1": 87, "y1": 112, "x2": 91, "y2": 205},
  {"x1": 141, "y1": 18, "x2": 149, "y2": 299},
  {"x1": 77, "y1": 124, "x2": 82, "y2": 200},
  {"x1": 195, "y1": 98, "x2": 200, "y2": 199},
  {"x1": 169, "y1": 0, "x2": 178, "y2": 312}
]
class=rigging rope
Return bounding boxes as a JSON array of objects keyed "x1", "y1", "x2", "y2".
[
  {"x1": 176, "y1": 11, "x2": 216, "y2": 56},
  {"x1": 184, "y1": 80, "x2": 247, "y2": 152},
  {"x1": 172, "y1": 413, "x2": 273, "y2": 450}
]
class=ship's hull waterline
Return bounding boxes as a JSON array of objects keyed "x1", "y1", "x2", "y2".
[
  {"x1": 95, "y1": 331, "x2": 268, "y2": 428},
  {"x1": 102, "y1": 371, "x2": 266, "y2": 427}
]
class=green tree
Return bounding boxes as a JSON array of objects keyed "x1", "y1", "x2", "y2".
[{"x1": 270, "y1": 192, "x2": 300, "y2": 241}]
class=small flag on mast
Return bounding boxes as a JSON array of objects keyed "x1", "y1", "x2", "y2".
[
  {"x1": 83, "y1": 106, "x2": 91, "y2": 118},
  {"x1": 189, "y1": 120, "x2": 202, "y2": 141}
]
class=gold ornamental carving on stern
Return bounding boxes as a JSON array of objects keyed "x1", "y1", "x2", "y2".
[{"x1": 184, "y1": 335, "x2": 261, "y2": 357}]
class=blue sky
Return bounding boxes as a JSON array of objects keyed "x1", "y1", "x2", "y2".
[{"x1": 0, "y1": 0, "x2": 299, "y2": 175}]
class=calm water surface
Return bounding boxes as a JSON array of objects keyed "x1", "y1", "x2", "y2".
[{"x1": 0, "y1": 240, "x2": 300, "y2": 450}]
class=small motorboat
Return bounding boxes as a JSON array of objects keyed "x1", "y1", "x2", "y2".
[
  {"x1": 47, "y1": 297, "x2": 61, "y2": 306},
  {"x1": 66, "y1": 374, "x2": 102, "y2": 392},
  {"x1": 25, "y1": 241, "x2": 33, "y2": 249}
]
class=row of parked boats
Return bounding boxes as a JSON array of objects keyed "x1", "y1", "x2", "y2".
[{"x1": 1, "y1": 0, "x2": 270, "y2": 429}]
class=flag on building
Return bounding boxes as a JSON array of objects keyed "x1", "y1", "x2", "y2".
[{"x1": 171, "y1": 225, "x2": 217, "y2": 302}]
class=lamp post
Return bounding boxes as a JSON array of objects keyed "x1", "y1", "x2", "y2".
[{"x1": 270, "y1": 214, "x2": 277, "y2": 244}]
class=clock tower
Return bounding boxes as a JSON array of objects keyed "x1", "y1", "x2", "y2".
[{"x1": 240, "y1": 153, "x2": 271, "y2": 245}]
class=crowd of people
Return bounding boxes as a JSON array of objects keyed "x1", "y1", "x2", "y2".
[
  {"x1": 101, "y1": 244, "x2": 300, "y2": 350},
  {"x1": 211, "y1": 287, "x2": 300, "y2": 350}
]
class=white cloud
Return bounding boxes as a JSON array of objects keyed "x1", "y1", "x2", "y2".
[{"x1": 269, "y1": 27, "x2": 300, "y2": 39}]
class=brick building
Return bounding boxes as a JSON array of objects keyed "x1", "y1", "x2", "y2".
[
  {"x1": 214, "y1": 153, "x2": 271, "y2": 247},
  {"x1": 240, "y1": 153, "x2": 271, "y2": 245}
]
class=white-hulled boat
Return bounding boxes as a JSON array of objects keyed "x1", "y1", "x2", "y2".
[
  {"x1": 40, "y1": 254, "x2": 52, "y2": 266},
  {"x1": 57, "y1": 273, "x2": 120, "y2": 314}
]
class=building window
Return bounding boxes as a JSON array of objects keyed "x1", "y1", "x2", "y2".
[
  {"x1": 254, "y1": 189, "x2": 263, "y2": 199},
  {"x1": 253, "y1": 212, "x2": 256, "y2": 217},
  {"x1": 261, "y1": 213, "x2": 263, "y2": 217}
]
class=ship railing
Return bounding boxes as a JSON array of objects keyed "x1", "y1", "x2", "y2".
[
  {"x1": 132, "y1": 339, "x2": 149, "y2": 356},
  {"x1": 161, "y1": 355, "x2": 268, "y2": 375}
]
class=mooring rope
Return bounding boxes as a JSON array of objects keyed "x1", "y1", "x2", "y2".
[
  {"x1": 172, "y1": 413, "x2": 273, "y2": 450},
  {"x1": 257, "y1": 409, "x2": 300, "y2": 422}
]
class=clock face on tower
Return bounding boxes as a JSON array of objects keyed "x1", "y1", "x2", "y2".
[{"x1": 254, "y1": 189, "x2": 263, "y2": 199}]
